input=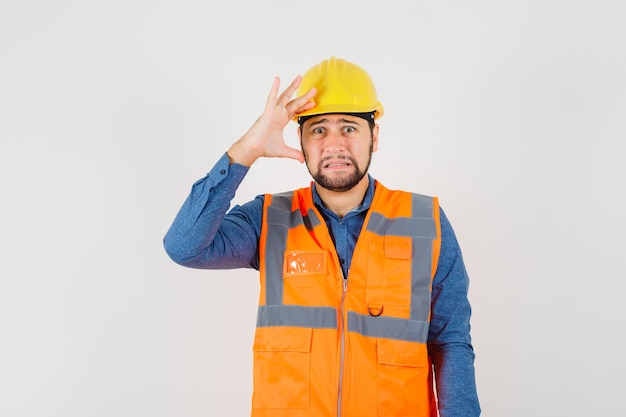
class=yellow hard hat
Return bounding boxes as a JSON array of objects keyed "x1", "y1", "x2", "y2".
[{"x1": 294, "y1": 56, "x2": 384, "y2": 122}]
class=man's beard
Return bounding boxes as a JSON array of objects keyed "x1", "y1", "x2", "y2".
[{"x1": 305, "y1": 141, "x2": 373, "y2": 192}]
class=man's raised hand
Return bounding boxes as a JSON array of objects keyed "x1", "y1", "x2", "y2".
[{"x1": 227, "y1": 76, "x2": 316, "y2": 166}]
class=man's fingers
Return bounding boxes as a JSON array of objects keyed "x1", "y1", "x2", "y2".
[
  {"x1": 287, "y1": 87, "x2": 316, "y2": 117},
  {"x1": 295, "y1": 86, "x2": 317, "y2": 106},
  {"x1": 276, "y1": 75, "x2": 303, "y2": 105},
  {"x1": 280, "y1": 146, "x2": 305, "y2": 164},
  {"x1": 261, "y1": 75, "x2": 317, "y2": 125},
  {"x1": 265, "y1": 76, "x2": 281, "y2": 108}
]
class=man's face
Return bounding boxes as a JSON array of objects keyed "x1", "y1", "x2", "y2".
[{"x1": 299, "y1": 114, "x2": 379, "y2": 192}]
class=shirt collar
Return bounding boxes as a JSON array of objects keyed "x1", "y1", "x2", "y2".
[{"x1": 311, "y1": 174, "x2": 376, "y2": 220}]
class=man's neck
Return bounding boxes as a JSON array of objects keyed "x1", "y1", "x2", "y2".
[{"x1": 315, "y1": 176, "x2": 370, "y2": 218}]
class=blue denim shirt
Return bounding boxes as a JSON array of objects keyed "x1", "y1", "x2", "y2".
[
  {"x1": 310, "y1": 179, "x2": 374, "y2": 279},
  {"x1": 164, "y1": 153, "x2": 480, "y2": 417}
]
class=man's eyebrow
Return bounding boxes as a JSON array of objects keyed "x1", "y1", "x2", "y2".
[{"x1": 308, "y1": 118, "x2": 360, "y2": 127}]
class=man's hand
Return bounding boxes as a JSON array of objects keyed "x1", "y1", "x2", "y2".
[{"x1": 227, "y1": 76, "x2": 316, "y2": 167}]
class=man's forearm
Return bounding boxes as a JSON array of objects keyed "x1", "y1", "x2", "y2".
[{"x1": 163, "y1": 153, "x2": 253, "y2": 267}]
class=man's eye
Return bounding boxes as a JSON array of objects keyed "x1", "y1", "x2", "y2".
[
  {"x1": 313, "y1": 128, "x2": 325, "y2": 134},
  {"x1": 344, "y1": 126, "x2": 356, "y2": 133}
]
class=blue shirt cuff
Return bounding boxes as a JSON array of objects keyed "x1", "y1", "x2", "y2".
[{"x1": 198, "y1": 152, "x2": 249, "y2": 189}]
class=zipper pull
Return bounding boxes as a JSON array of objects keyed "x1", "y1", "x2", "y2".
[{"x1": 343, "y1": 279, "x2": 348, "y2": 293}]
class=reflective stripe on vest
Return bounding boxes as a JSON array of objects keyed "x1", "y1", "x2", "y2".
[
  {"x1": 366, "y1": 193, "x2": 436, "y2": 328},
  {"x1": 258, "y1": 184, "x2": 438, "y2": 343},
  {"x1": 262, "y1": 191, "x2": 322, "y2": 307}
]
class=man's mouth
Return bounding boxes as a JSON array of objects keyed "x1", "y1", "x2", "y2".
[
  {"x1": 322, "y1": 157, "x2": 353, "y2": 169},
  {"x1": 324, "y1": 161, "x2": 351, "y2": 169}
]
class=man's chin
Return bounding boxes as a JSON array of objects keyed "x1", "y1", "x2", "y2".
[{"x1": 314, "y1": 172, "x2": 365, "y2": 193}]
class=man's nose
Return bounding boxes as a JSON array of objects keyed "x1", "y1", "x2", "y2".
[{"x1": 324, "y1": 130, "x2": 346, "y2": 152}]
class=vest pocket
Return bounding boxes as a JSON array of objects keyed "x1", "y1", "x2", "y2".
[
  {"x1": 252, "y1": 326, "x2": 312, "y2": 409},
  {"x1": 367, "y1": 239, "x2": 412, "y2": 307},
  {"x1": 376, "y1": 338, "x2": 429, "y2": 417}
]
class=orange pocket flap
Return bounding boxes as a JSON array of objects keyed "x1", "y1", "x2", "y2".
[
  {"x1": 377, "y1": 338, "x2": 427, "y2": 367},
  {"x1": 384, "y1": 235, "x2": 412, "y2": 260},
  {"x1": 253, "y1": 326, "x2": 312, "y2": 352}
]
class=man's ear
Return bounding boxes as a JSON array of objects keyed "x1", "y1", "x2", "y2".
[
  {"x1": 298, "y1": 126, "x2": 304, "y2": 150},
  {"x1": 372, "y1": 124, "x2": 380, "y2": 153}
]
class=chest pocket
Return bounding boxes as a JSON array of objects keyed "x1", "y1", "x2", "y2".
[{"x1": 366, "y1": 235, "x2": 412, "y2": 308}]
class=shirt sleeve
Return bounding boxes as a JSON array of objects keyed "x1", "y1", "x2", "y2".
[
  {"x1": 163, "y1": 153, "x2": 264, "y2": 270},
  {"x1": 428, "y1": 208, "x2": 481, "y2": 417}
]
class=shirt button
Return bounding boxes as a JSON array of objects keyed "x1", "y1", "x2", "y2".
[{"x1": 220, "y1": 169, "x2": 226, "y2": 175}]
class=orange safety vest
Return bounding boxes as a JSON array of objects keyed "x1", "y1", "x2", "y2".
[{"x1": 252, "y1": 181, "x2": 441, "y2": 417}]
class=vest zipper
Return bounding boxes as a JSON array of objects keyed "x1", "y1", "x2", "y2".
[{"x1": 337, "y1": 275, "x2": 348, "y2": 417}]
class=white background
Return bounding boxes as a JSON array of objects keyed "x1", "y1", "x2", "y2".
[{"x1": 1, "y1": 1, "x2": 625, "y2": 416}]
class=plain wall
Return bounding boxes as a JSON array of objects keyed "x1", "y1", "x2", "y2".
[{"x1": 1, "y1": 1, "x2": 625, "y2": 416}]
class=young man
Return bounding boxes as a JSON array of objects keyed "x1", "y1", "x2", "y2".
[{"x1": 164, "y1": 57, "x2": 480, "y2": 417}]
